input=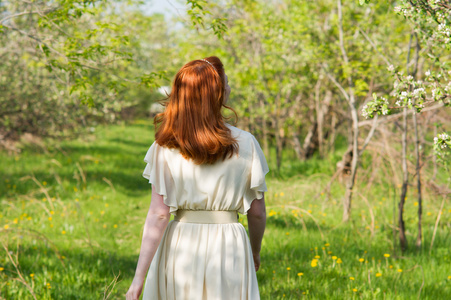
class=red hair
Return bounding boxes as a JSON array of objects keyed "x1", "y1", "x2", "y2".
[{"x1": 154, "y1": 56, "x2": 238, "y2": 165}]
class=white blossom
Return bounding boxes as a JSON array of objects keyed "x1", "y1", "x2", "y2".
[
  {"x1": 395, "y1": 100, "x2": 402, "y2": 106},
  {"x1": 439, "y1": 133, "x2": 449, "y2": 140},
  {"x1": 394, "y1": 6, "x2": 401, "y2": 13},
  {"x1": 382, "y1": 107, "x2": 389, "y2": 115},
  {"x1": 434, "y1": 137, "x2": 439, "y2": 143},
  {"x1": 413, "y1": 88, "x2": 424, "y2": 95},
  {"x1": 425, "y1": 70, "x2": 431, "y2": 76},
  {"x1": 387, "y1": 65, "x2": 394, "y2": 71},
  {"x1": 406, "y1": 75, "x2": 414, "y2": 81}
]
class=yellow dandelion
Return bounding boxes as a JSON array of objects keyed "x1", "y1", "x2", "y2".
[
  {"x1": 75, "y1": 198, "x2": 79, "y2": 202},
  {"x1": 61, "y1": 230, "x2": 66, "y2": 235},
  {"x1": 273, "y1": 270, "x2": 276, "y2": 274},
  {"x1": 414, "y1": 202, "x2": 418, "y2": 206},
  {"x1": 297, "y1": 273, "x2": 303, "y2": 276},
  {"x1": 61, "y1": 256, "x2": 66, "y2": 259},
  {"x1": 384, "y1": 254, "x2": 390, "y2": 258},
  {"x1": 0, "y1": 267, "x2": 4, "y2": 271},
  {"x1": 114, "y1": 224, "x2": 118, "y2": 228},
  {"x1": 73, "y1": 187, "x2": 78, "y2": 192},
  {"x1": 389, "y1": 265, "x2": 393, "y2": 269},
  {"x1": 50, "y1": 211, "x2": 54, "y2": 215},
  {"x1": 42, "y1": 197, "x2": 47, "y2": 202},
  {"x1": 103, "y1": 224, "x2": 107, "y2": 228},
  {"x1": 324, "y1": 243, "x2": 330, "y2": 247},
  {"x1": 332, "y1": 256, "x2": 337, "y2": 260},
  {"x1": 427, "y1": 212, "x2": 432, "y2": 216},
  {"x1": 43, "y1": 181, "x2": 47, "y2": 186},
  {"x1": 3, "y1": 225, "x2": 9, "y2": 230},
  {"x1": 30, "y1": 273, "x2": 34, "y2": 278},
  {"x1": 280, "y1": 192, "x2": 284, "y2": 197},
  {"x1": 398, "y1": 269, "x2": 403, "y2": 273},
  {"x1": 349, "y1": 277, "x2": 355, "y2": 280},
  {"x1": 353, "y1": 288, "x2": 357, "y2": 292},
  {"x1": 328, "y1": 251, "x2": 332, "y2": 254},
  {"x1": 27, "y1": 217, "x2": 32, "y2": 221},
  {"x1": 448, "y1": 276, "x2": 451, "y2": 280},
  {"x1": 286, "y1": 267, "x2": 291, "y2": 271},
  {"x1": 359, "y1": 258, "x2": 364, "y2": 262},
  {"x1": 308, "y1": 210, "x2": 312, "y2": 214},
  {"x1": 50, "y1": 224, "x2": 54, "y2": 228},
  {"x1": 13, "y1": 218, "x2": 18, "y2": 224},
  {"x1": 314, "y1": 255, "x2": 320, "y2": 259},
  {"x1": 337, "y1": 258, "x2": 342, "y2": 264},
  {"x1": 376, "y1": 273, "x2": 382, "y2": 277},
  {"x1": 286, "y1": 232, "x2": 290, "y2": 235},
  {"x1": 105, "y1": 203, "x2": 109, "y2": 207},
  {"x1": 48, "y1": 217, "x2": 52, "y2": 221},
  {"x1": 311, "y1": 259, "x2": 318, "y2": 267}
]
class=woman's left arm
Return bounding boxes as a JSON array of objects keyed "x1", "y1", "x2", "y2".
[{"x1": 126, "y1": 185, "x2": 171, "y2": 300}]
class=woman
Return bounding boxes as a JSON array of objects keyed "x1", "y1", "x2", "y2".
[{"x1": 126, "y1": 56, "x2": 269, "y2": 300}]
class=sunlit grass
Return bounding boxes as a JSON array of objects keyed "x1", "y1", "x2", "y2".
[{"x1": 0, "y1": 120, "x2": 450, "y2": 299}]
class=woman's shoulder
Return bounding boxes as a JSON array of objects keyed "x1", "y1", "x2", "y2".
[{"x1": 225, "y1": 123, "x2": 254, "y2": 141}]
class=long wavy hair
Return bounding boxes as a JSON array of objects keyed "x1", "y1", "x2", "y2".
[{"x1": 154, "y1": 56, "x2": 238, "y2": 165}]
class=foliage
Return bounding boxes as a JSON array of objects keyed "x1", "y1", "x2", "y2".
[
  {"x1": 362, "y1": 0, "x2": 451, "y2": 163},
  {"x1": 0, "y1": 0, "x2": 169, "y2": 143}
]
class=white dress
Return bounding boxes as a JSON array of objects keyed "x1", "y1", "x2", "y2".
[{"x1": 141, "y1": 124, "x2": 269, "y2": 300}]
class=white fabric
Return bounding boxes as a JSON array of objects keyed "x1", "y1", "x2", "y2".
[{"x1": 141, "y1": 124, "x2": 269, "y2": 300}]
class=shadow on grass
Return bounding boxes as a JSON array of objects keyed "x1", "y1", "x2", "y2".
[{"x1": 2, "y1": 244, "x2": 137, "y2": 300}]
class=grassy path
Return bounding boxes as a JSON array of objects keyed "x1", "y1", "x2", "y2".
[{"x1": 0, "y1": 120, "x2": 450, "y2": 299}]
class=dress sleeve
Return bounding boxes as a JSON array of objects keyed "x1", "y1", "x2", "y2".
[
  {"x1": 142, "y1": 142, "x2": 177, "y2": 215},
  {"x1": 242, "y1": 135, "x2": 270, "y2": 214}
]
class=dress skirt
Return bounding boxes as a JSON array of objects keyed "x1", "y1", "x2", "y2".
[{"x1": 142, "y1": 220, "x2": 260, "y2": 300}]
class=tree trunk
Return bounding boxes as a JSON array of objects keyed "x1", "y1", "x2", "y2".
[
  {"x1": 260, "y1": 99, "x2": 269, "y2": 158},
  {"x1": 329, "y1": 111, "x2": 337, "y2": 153},
  {"x1": 399, "y1": 107, "x2": 408, "y2": 252},
  {"x1": 274, "y1": 94, "x2": 283, "y2": 171},
  {"x1": 301, "y1": 122, "x2": 318, "y2": 160},
  {"x1": 338, "y1": 0, "x2": 358, "y2": 222},
  {"x1": 412, "y1": 34, "x2": 423, "y2": 249}
]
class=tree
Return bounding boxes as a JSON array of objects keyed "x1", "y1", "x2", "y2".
[{"x1": 362, "y1": 0, "x2": 451, "y2": 251}]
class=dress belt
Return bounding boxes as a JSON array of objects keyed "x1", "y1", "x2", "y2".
[{"x1": 174, "y1": 210, "x2": 239, "y2": 224}]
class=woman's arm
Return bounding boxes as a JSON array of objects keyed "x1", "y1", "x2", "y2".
[
  {"x1": 246, "y1": 194, "x2": 266, "y2": 272},
  {"x1": 126, "y1": 186, "x2": 171, "y2": 300}
]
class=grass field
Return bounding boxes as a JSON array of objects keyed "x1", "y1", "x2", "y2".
[{"x1": 0, "y1": 120, "x2": 450, "y2": 299}]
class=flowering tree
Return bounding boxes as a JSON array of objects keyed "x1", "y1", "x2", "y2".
[{"x1": 362, "y1": 0, "x2": 451, "y2": 251}]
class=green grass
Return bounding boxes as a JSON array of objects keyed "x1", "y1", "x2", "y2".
[{"x1": 0, "y1": 120, "x2": 450, "y2": 299}]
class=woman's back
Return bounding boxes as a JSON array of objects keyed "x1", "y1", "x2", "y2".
[
  {"x1": 143, "y1": 124, "x2": 268, "y2": 216},
  {"x1": 127, "y1": 56, "x2": 268, "y2": 300}
]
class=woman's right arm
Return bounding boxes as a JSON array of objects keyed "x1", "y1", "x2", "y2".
[
  {"x1": 126, "y1": 186, "x2": 170, "y2": 300},
  {"x1": 247, "y1": 194, "x2": 266, "y2": 272}
]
